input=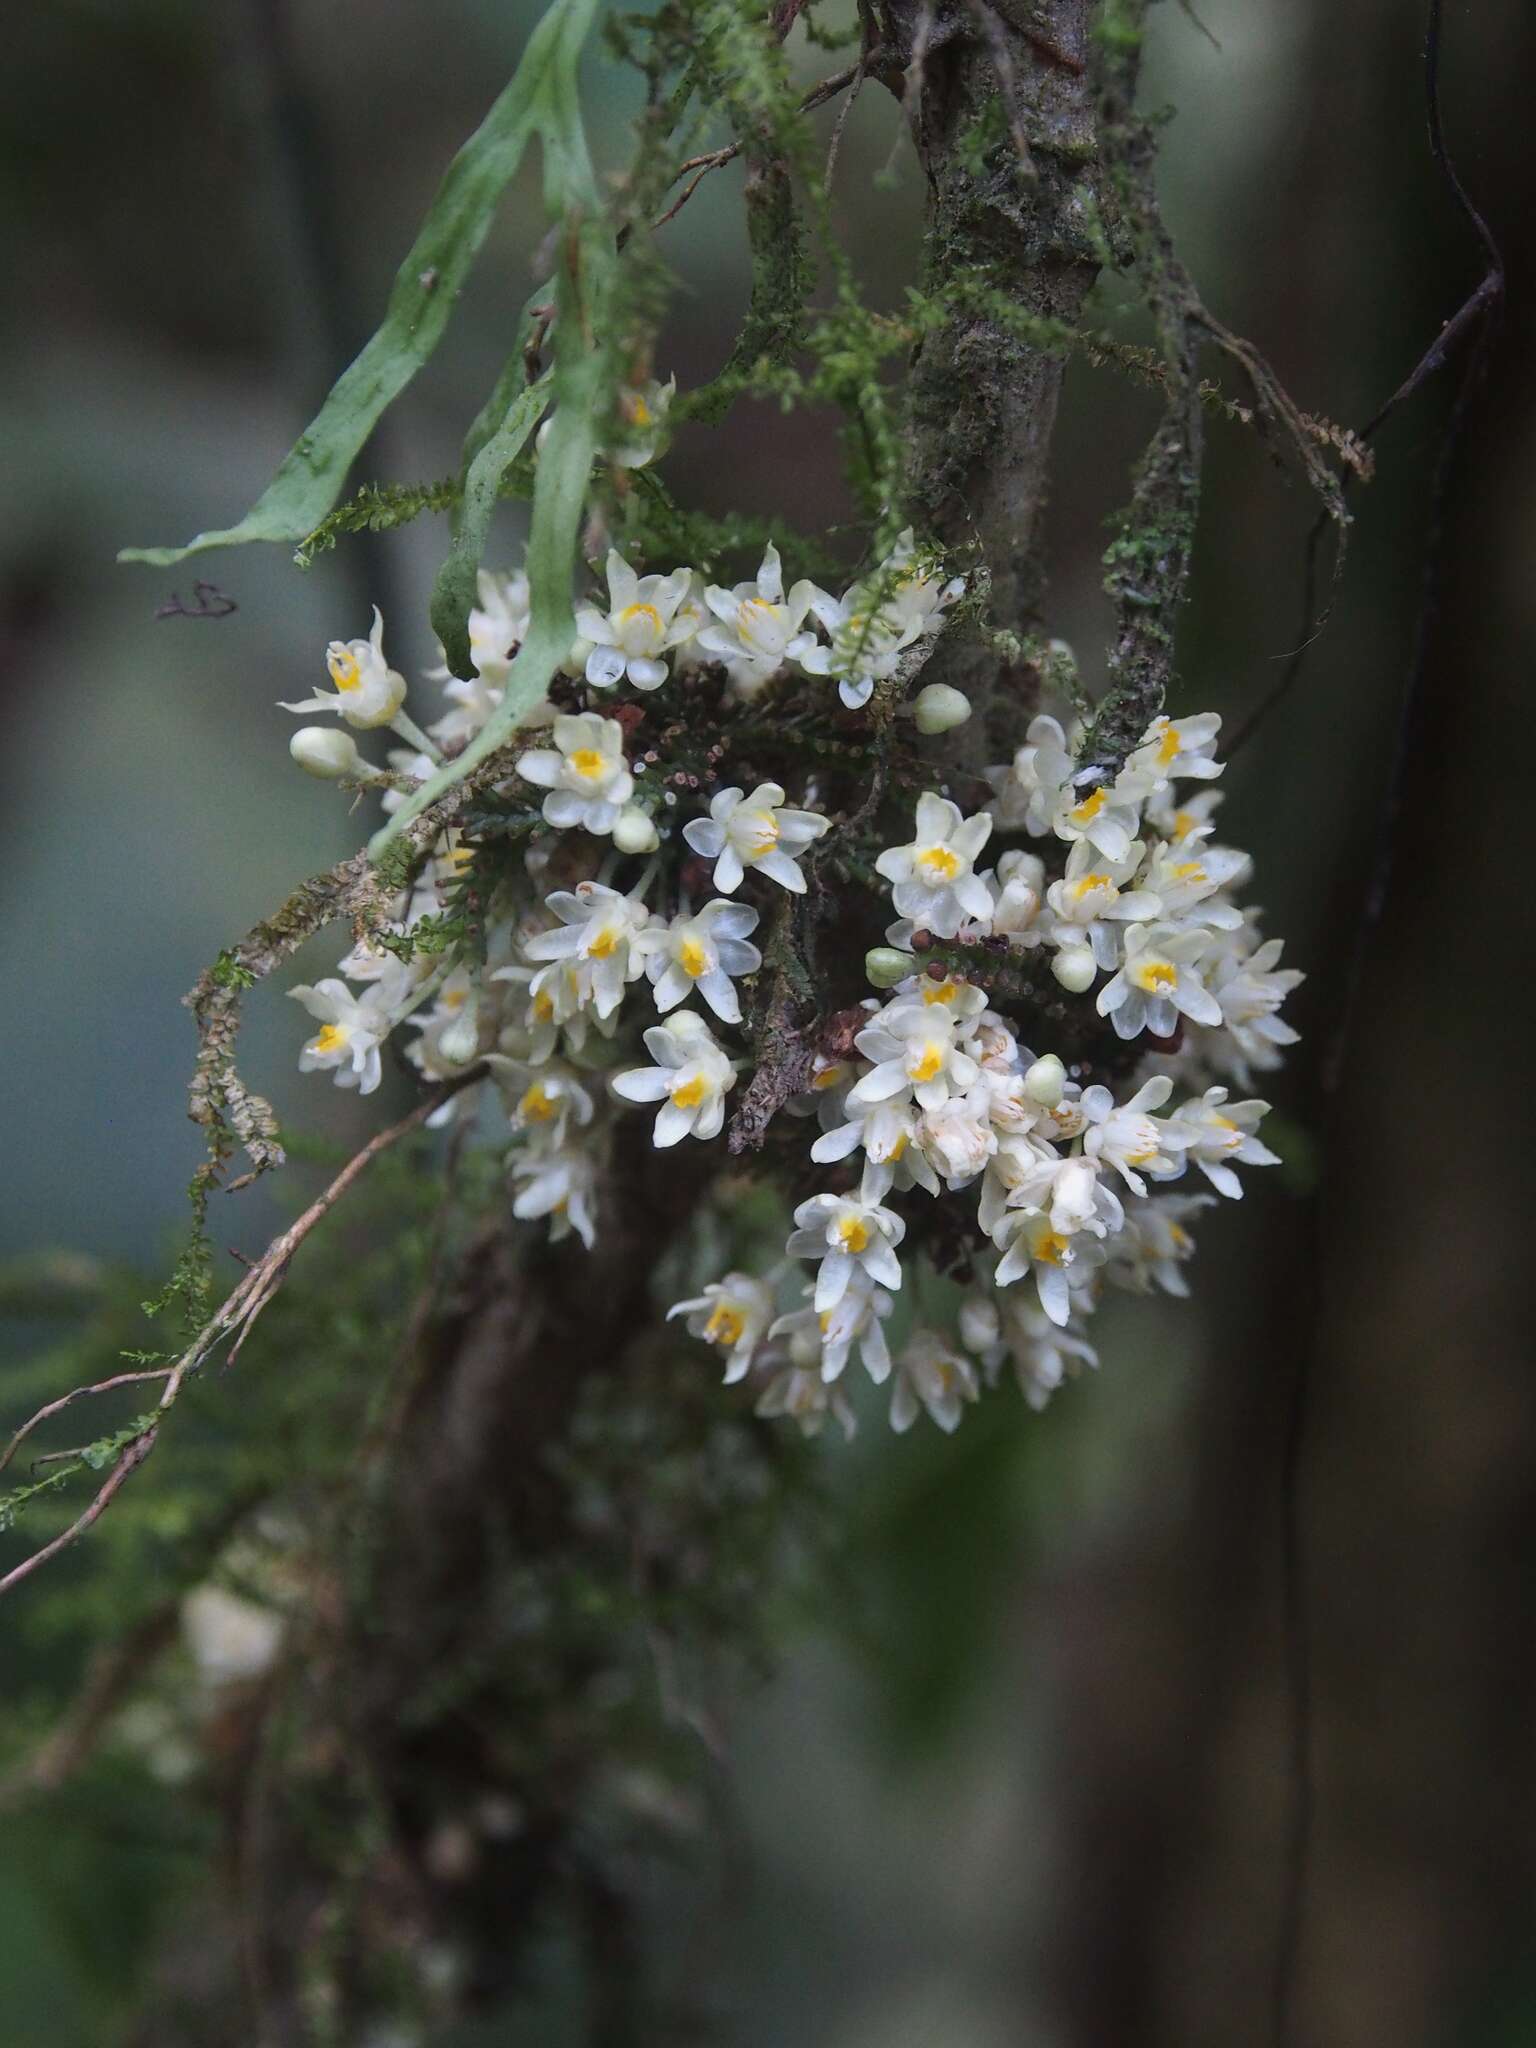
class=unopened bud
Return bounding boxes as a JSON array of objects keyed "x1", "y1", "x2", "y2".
[
  {"x1": 1051, "y1": 948, "x2": 1096, "y2": 995},
  {"x1": 865, "y1": 947, "x2": 916, "y2": 989},
  {"x1": 290, "y1": 726, "x2": 364, "y2": 780},
  {"x1": 612, "y1": 805, "x2": 660, "y2": 854},
  {"x1": 438, "y1": 1000, "x2": 481, "y2": 1066},
  {"x1": 1023, "y1": 1054, "x2": 1068, "y2": 1107},
  {"x1": 912, "y1": 684, "x2": 972, "y2": 736}
]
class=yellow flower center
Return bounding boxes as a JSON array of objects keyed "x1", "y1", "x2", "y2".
[
  {"x1": 569, "y1": 747, "x2": 607, "y2": 781},
  {"x1": 909, "y1": 1043, "x2": 945, "y2": 1083},
  {"x1": 836, "y1": 1215, "x2": 871, "y2": 1255},
  {"x1": 1156, "y1": 723, "x2": 1181, "y2": 766},
  {"x1": 704, "y1": 1302, "x2": 746, "y2": 1347},
  {"x1": 921, "y1": 979, "x2": 959, "y2": 1005},
  {"x1": 313, "y1": 1023, "x2": 348, "y2": 1055},
  {"x1": 671, "y1": 1074, "x2": 706, "y2": 1109},
  {"x1": 1171, "y1": 861, "x2": 1206, "y2": 884},
  {"x1": 1168, "y1": 1222, "x2": 1192, "y2": 1249},
  {"x1": 1132, "y1": 958, "x2": 1178, "y2": 995},
  {"x1": 1070, "y1": 787, "x2": 1106, "y2": 825},
  {"x1": 588, "y1": 924, "x2": 621, "y2": 961},
  {"x1": 629, "y1": 394, "x2": 653, "y2": 427},
  {"x1": 617, "y1": 601, "x2": 663, "y2": 644},
  {"x1": 519, "y1": 1083, "x2": 556, "y2": 1122},
  {"x1": 1070, "y1": 872, "x2": 1111, "y2": 902},
  {"x1": 1172, "y1": 809, "x2": 1195, "y2": 841},
  {"x1": 745, "y1": 809, "x2": 780, "y2": 855},
  {"x1": 533, "y1": 991, "x2": 555, "y2": 1023},
  {"x1": 327, "y1": 647, "x2": 362, "y2": 692},
  {"x1": 1033, "y1": 1229, "x2": 1070, "y2": 1265},
  {"x1": 678, "y1": 936, "x2": 709, "y2": 978},
  {"x1": 916, "y1": 844, "x2": 960, "y2": 881},
  {"x1": 811, "y1": 1062, "x2": 846, "y2": 1091}
]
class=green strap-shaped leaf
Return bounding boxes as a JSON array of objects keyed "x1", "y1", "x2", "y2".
[
  {"x1": 372, "y1": 212, "x2": 617, "y2": 855},
  {"x1": 118, "y1": 0, "x2": 599, "y2": 568}
]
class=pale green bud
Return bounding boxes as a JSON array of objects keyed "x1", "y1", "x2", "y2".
[
  {"x1": 912, "y1": 684, "x2": 972, "y2": 735},
  {"x1": 1051, "y1": 948, "x2": 1096, "y2": 995},
  {"x1": 290, "y1": 726, "x2": 364, "y2": 779},
  {"x1": 1023, "y1": 1054, "x2": 1067, "y2": 1107},
  {"x1": 865, "y1": 946, "x2": 916, "y2": 989},
  {"x1": 438, "y1": 1000, "x2": 481, "y2": 1067},
  {"x1": 612, "y1": 805, "x2": 660, "y2": 854}
]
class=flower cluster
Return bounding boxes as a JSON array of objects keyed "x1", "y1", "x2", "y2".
[{"x1": 278, "y1": 379, "x2": 1299, "y2": 1444}]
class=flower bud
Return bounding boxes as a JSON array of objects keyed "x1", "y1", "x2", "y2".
[
  {"x1": 438, "y1": 1001, "x2": 481, "y2": 1067},
  {"x1": 912, "y1": 684, "x2": 972, "y2": 735},
  {"x1": 1051, "y1": 947, "x2": 1096, "y2": 995},
  {"x1": 290, "y1": 727, "x2": 364, "y2": 779},
  {"x1": 1023, "y1": 1054, "x2": 1067, "y2": 1107},
  {"x1": 612, "y1": 805, "x2": 660, "y2": 854},
  {"x1": 865, "y1": 946, "x2": 916, "y2": 989}
]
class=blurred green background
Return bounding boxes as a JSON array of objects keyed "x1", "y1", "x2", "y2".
[{"x1": 3, "y1": 2, "x2": 1533, "y2": 2042}]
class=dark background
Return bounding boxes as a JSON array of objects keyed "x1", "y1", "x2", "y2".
[{"x1": 2, "y1": 2, "x2": 1533, "y2": 2042}]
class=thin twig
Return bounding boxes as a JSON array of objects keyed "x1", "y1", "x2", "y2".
[
  {"x1": 0, "y1": 1369, "x2": 174, "y2": 1481},
  {"x1": 0, "y1": 1069, "x2": 488, "y2": 1603},
  {"x1": 650, "y1": 63, "x2": 864, "y2": 233}
]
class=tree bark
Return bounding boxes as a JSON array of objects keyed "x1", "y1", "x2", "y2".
[{"x1": 874, "y1": 0, "x2": 1103, "y2": 762}]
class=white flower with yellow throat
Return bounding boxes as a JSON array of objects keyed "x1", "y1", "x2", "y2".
[{"x1": 280, "y1": 608, "x2": 407, "y2": 731}]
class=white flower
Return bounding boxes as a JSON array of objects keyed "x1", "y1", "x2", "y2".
[
  {"x1": 1137, "y1": 836, "x2": 1248, "y2": 927},
  {"x1": 289, "y1": 977, "x2": 395, "y2": 1094},
  {"x1": 847, "y1": 996, "x2": 981, "y2": 1113},
  {"x1": 510, "y1": 1145, "x2": 598, "y2": 1250},
  {"x1": 669, "y1": 1271, "x2": 776, "y2": 1384},
  {"x1": 796, "y1": 534, "x2": 959, "y2": 710},
  {"x1": 1106, "y1": 1193, "x2": 1216, "y2": 1295},
  {"x1": 280, "y1": 608, "x2": 407, "y2": 731},
  {"x1": 1204, "y1": 934, "x2": 1304, "y2": 1082},
  {"x1": 754, "y1": 1362, "x2": 856, "y2": 1439},
  {"x1": 522, "y1": 881, "x2": 652, "y2": 1020},
  {"x1": 698, "y1": 544, "x2": 824, "y2": 695},
  {"x1": 810, "y1": 1094, "x2": 938, "y2": 1197},
  {"x1": 424, "y1": 568, "x2": 529, "y2": 744},
  {"x1": 1170, "y1": 1085, "x2": 1280, "y2": 1198},
  {"x1": 1052, "y1": 775, "x2": 1143, "y2": 865},
  {"x1": 770, "y1": 1282, "x2": 895, "y2": 1386},
  {"x1": 575, "y1": 550, "x2": 697, "y2": 691},
  {"x1": 992, "y1": 1206, "x2": 1106, "y2": 1326},
  {"x1": 875, "y1": 793, "x2": 994, "y2": 939},
  {"x1": 1119, "y1": 711, "x2": 1224, "y2": 799},
  {"x1": 960, "y1": 1293, "x2": 1098, "y2": 1411},
  {"x1": 991, "y1": 713, "x2": 1075, "y2": 835},
  {"x1": 639, "y1": 900, "x2": 761, "y2": 1023},
  {"x1": 786, "y1": 1191, "x2": 905, "y2": 1311},
  {"x1": 987, "y1": 848, "x2": 1048, "y2": 944},
  {"x1": 611, "y1": 1012, "x2": 737, "y2": 1146},
  {"x1": 683, "y1": 781, "x2": 830, "y2": 895},
  {"x1": 876, "y1": 527, "x2": 966, "y2": 632},
  {"x1": 1079, "y1": 1074, "x2": 1189, "y2": 1195},
  {"x1": 498, "y1": 1060, "x2": 595, "y2": 1146},
  {"x1": 917, "y1": 1086, "x2": 998, "y2": 1186},
  {"x1": 609, "y1": 373, "x2": 675, "y2": 469},
  {"x1": 1095, "y1": 921, "x2": 1224, "y2": 1040},
  {"x1": 1045, "y1": 838, "x2": 1162, "y2": 968},
  {"x1": 1008, "y1": 1153, "x2": 1125, "y2": 1241},
  {"x1": 889, "y1": 1330, "x2": 980, "y2": 1434},
  {"x1": 465, "y1": 565, "x2": 531, "y2": 673},
  {"x1": 517, "y1": 713, "x2": 634, "y2": 835}
]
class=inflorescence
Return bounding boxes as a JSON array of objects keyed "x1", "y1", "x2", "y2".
[{"x1": 281, "y1": 418, "x2": 1301, "y2": 1441}]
